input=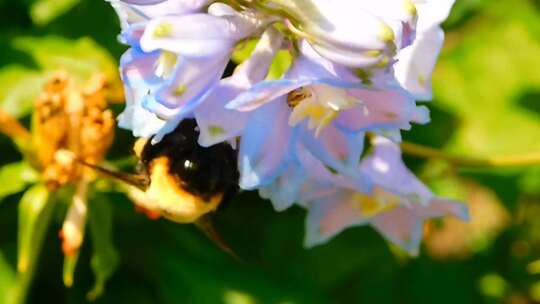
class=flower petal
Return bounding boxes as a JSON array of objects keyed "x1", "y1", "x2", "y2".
[
  {"x1": 195, "y1": 28, "x2": 284, "y2": 147},
  {"x1": 259, "y1": 162, "x2": 306, "y2": 211},
  {"x1": 394, "y1": 26, "x2": 444, "y2": 100},
  {"x1": 144, "y1": 53, "x2": 230, "y2": 119},
  {"x1": 304, "y1": 190, "x2": 368, "y2": 247},
  {"x1": 361, "y1": 136, "x2": 433, "y2": 203},
  {"x1": 371, "y1": 207, "x2": 425, "y2": 255},
  {"x1": 194, "y1": 82, "x2": 249, "y2": 147},
  {"x1": 140, "y1": 13, "x2": 254, "y2": 57},
  {"x1": 238, "y1": 99, "x2": 296, "y2": 189}
]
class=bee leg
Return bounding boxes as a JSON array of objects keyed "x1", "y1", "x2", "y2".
[{"x1": 194, "y1": 215, "x2": 242, "y2": 263}]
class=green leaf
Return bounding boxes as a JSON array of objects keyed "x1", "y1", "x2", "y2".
[
  {"x1": 0, "y1": 66, "x2": 46, "y2": 118},
  {"x1": 11, "y1": 36, "x2": 120, "y2": 84},
  {"x1": 434, "y1": 0, "x2": 540, "y2": 157},
  {"x1": 1, "y1": 36, "x2": 120, "y2": 118},
  {"x1": 87, "y1": 195, "x2": 119, "y2": 301},
  {"x1": 519, "y1": 167, "x2": 540, "y2": 195},
  {"x1": 15, "y1": 184, "x2": 54, "y2": 304},
  {"x1": 0, "y1": 162, "x2": 39, "y2": 202},
  {"x1": 444, "y1": 0, "x2": 490, "y2": 28},
  {"x1": 30, "y1": 0, "x2": 81, "y2": 26}
]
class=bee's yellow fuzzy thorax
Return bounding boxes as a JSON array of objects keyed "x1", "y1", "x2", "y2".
[{"x1": 142, "y1": 157, "x2": 223, "y2": 223}]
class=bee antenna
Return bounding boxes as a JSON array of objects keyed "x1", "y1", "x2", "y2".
[{"x1": 56, "y1": 150, "x2": 149, "y2": 190}]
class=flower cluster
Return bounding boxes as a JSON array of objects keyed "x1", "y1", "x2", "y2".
[{"x1": 109, "y1": 0, "x2": 468, "y2": 254}]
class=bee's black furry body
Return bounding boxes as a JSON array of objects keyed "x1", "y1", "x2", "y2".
[{"x1": 140, "y1": 119, "x2": 239, "y2": 203}]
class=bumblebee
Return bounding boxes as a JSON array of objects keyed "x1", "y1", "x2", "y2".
[
  {"x1": 131, "y1": 119, "x2": 239, "y2": 223},
  {"x1": 79, "y1": 119, "x2": 239, "y2": 223}
]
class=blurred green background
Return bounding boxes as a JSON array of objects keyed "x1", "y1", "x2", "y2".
[{"x1": 1, "y1": 0, "x2": 540, "y2": 303}]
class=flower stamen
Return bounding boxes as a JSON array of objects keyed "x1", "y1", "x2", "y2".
[
  {"x1": 287, "y1": 85, "x2": 357, "y2": 136},
  {"x1": 350, "y1": 187, "x2": 400, "y2": 218}
]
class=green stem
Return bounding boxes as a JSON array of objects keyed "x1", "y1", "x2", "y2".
[{"x1": 401, "y1": 141, "x2": 540, "y2": 168}]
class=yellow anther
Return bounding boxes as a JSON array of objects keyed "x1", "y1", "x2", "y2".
[
  {"x1": 404, "y1": 0, "x2": 418, "y2": 17},
  {"x1": 351, "y1": 187, "x2": 400, "y2": 218},
  {"x1": 378, "y1": 23, "x2": 395, "y2": 43},
  {"x1": 375, "y1": 56, "x2": 391, "y2": 68},
  {"x1": 287, "y1": 85, "x2": 356, "y2": 137},
  {"x1": 365, "y1": 50, "x2": 382, "y2": 58}
]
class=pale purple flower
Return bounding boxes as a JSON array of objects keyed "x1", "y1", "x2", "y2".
[
  {"x1": 302, "y1": 136, "x2": 469, "y2": 255},
  {"x1": 107, "y1": 0, "x2": 463, "y2": 255},
  {"x1": 225, "y1": 42, "x2": 428, "y2": 190},
  {"x1": 110, "y1": 2, "x2": 265, "y2": 140}
]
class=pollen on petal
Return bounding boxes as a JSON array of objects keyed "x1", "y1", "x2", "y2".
[
  {"x1": 173, "y1": 84, "x2": 187, "y2": 96},
  {"x1": 153, "y1": 22, "x2": 173, "y2": 38},
  {"x1": 155, "y1": 51, "x2": 178, "y2": 78},
  {"x1": 208, "y1": 125, "x2": 225, "y2": 136},
  {"x1": 418, "y1": 73, "x2": 426, "y2": 86}
]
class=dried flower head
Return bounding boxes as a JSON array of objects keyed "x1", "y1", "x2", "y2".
[{"x1": 33, "y1": 72, "x2": 115, "y2": 189}]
